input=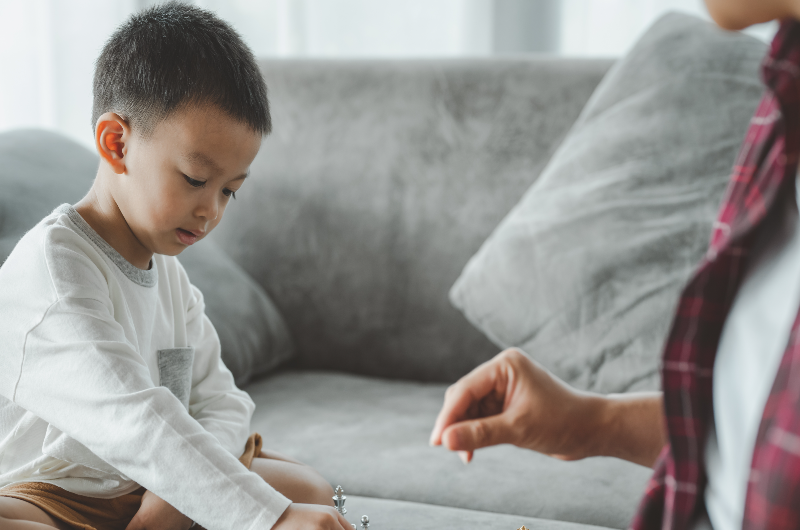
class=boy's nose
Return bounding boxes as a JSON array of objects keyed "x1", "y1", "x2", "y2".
[{"x1": 195, "y1": 192, "x2": 220, "y2": 221}]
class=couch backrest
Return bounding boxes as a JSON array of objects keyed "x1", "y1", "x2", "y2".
[{"x1": 210, "y1": 58, "x2": 613, "y2": 382}]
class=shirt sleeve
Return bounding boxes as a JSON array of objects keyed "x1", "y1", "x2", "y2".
[
  {"x1": 15, "y1": 292, "x2": 290, "y2": 530},
  {"x1": 185, "y1": 282, "x2": 256, "y2": 458}
]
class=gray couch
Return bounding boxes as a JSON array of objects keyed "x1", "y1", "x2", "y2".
[
  {"x1": 0, "y1": 12, "x2": 769, "y2": 530},
  {"x1": 232, "y1": 57, "x2": 650, "y2": 530}
]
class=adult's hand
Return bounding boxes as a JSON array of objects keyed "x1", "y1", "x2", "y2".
[
  {"x1": 429, "y1": 348, "x2": 666, "y2": 467},
  {"x1": 271, "y1": 504, "x2": 353, "y2": 530}
]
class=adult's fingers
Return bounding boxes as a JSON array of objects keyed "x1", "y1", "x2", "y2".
[
  {"x1": 441, "y1": 412, "x2": 512, "y2": 453},
  {"x1": 429, "y1": 360, "x2": 506, "y2": 446}
]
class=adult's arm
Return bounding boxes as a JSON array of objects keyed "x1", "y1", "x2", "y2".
[{"x1": 429, "y1": 348, "x2": 666, "y2": 468}]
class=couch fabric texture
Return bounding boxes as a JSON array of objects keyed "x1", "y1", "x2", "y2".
[
  {"x1": 449, "y1": 13, "x2": 767, "y2": 393},
  {"x1": 249, "y1": 371, "x2": 652, "y2": 529},
  {"x1": 337, "y1": 496, "x2": 611, "y2": 530},
  {"x1": 211, "y1": 56, "x2": 613, "y2": 382}
]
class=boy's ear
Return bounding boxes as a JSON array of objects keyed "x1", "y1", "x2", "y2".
[{"x1": 94, "y1": 112, "x2": 131, "y2": 175}]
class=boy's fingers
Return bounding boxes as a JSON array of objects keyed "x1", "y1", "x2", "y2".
[
  {"x1": 336, "y1": 511, "x2": 353, "y2": 529},
  {"x1": 441, "y1": 413, "x2": 509, "y2": 452},
  {"x1": 430, "y1": 363, "x2": 503, "y2": 446}
]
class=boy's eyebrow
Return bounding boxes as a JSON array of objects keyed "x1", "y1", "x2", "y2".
[
  {"x1": 184, "y1": 152, "x2": 221, "y2": 172},
  {"x1": 184, "y1": 152, "x2": 249, "y2": 180}
]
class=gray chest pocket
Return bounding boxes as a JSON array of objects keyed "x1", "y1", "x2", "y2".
[{"x1": 157, "y1": 347, "x2": 195, "y2": 409}]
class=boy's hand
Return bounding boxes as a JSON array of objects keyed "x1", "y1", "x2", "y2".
[
  {"x1": 271, "y1": 504, "x2": 352, "y2": 529},
  {"x1": 429, "y1": 348, "x2": 607, "y2": 463},
  {"x1": 125, "y1": 490, "x2": 194, "y2": 530}
]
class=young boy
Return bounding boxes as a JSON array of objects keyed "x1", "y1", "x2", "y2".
[
  {"x1": 431, "y1": 1, "x2": 800, "y2": 529},
  {"x1": 0, "y1": 3, "x2": 351, "y2": 530}
]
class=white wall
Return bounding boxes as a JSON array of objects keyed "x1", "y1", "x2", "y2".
[
  {"x1": 0, "y1": 0, "x2": 141, "y2": 148},
  {"x1": 194, "y1": 0, "x2": 494, "y2": 57},
  {"x1": 560, "y1": 0, "x2": 777, "y2": 57},
  {"x1": 0, "y1": 0, "x2": 779, "y2": 150}
]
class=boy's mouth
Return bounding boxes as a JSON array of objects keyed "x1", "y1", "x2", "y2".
[{"x1": 176, "y1": 228, "x2": 200, "y2": 246}]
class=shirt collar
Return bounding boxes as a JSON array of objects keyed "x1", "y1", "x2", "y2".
[{"x1": 763, "y1": 18, "x2": 800, "y2": 111}]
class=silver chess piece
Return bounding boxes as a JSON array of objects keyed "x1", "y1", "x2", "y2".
[
  {"x1": 333, "y1": 485, "x2": 347, "y2": 515},
  {"x1": 360, "y1": 515, "x2": 370, "y2": 529}
]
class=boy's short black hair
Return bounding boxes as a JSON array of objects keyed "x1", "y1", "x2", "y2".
[{"x1": 92, "y1": 1, "x2": 270, "y2": 137}]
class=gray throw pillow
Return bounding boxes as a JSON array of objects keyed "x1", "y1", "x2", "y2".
[
  {"x1": 179, "y1": 242, "x2": 294, "y2": 386},
  {"x1": 0, "y1": 129, "x2": 293, "y2": 386},
  {"x1": 0, "y1": 130, "x2": 97, "y2": 263},
  {"x1": 449, "y1": 13, "x2": 766, "y2": 393}
]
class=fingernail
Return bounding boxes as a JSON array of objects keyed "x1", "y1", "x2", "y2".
[{"x1": 458, "y1": 451, "x2": 469, "y2": 465}]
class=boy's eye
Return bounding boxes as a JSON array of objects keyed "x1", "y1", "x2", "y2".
[
  {"x1": 183, "y1": 175, "x2": 205, "y2": 188},
  {"x1": 184, "y1": 174, "x2": 236, "y2": 199}
]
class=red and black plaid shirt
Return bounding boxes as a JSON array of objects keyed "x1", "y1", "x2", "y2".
[{"x1": 631, "y1": 19, "x2": 800, "y2": 530}]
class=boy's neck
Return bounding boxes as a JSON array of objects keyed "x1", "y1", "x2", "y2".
[{"x1": 74, "y1": 171, "x2": 154, "y2": 271}]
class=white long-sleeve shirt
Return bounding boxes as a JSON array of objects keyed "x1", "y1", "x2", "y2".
[{"x1": 0, "y1": 205, "x2": 291, "y2": 529}]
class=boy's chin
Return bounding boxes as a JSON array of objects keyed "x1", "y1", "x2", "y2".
[{"x1": 155, "y1": 242, "x2": 190, "y2": 257}]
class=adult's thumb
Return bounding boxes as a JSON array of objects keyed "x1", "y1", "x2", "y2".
[{"x1": 441, "y1": 414, "x2": 509, "y2": 452}]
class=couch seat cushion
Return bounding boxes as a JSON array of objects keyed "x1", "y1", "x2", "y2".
[
  {"x1": 342, "y1": 495, "x2": 614, "y2": 530},
  {"x1": 247, "y1": 371, "x2": 652, "y2": 529}
]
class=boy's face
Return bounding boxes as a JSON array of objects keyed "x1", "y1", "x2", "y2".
[
  {"x1": 704, "y1": 0, "x2": 799, "y2": 30},
  {"x1": 111, "y1": 104, "x2": 262, "y2": 258}
]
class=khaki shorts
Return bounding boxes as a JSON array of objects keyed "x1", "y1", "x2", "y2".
[{"x1": 0, "y1": 433, "x2": 265, "y2": 530}]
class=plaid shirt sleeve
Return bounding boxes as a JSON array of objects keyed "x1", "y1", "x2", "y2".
[{"x1": 630, "y1": 19, "x2": 800, "y2": 530}]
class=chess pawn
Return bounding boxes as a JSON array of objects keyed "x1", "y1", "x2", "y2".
[
  {"x1": 333, "y1": 485, "x2": 347, "y2": 516},
  {"x1": 360, "y1": 515, "x2": 369, "y2": 529}
]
